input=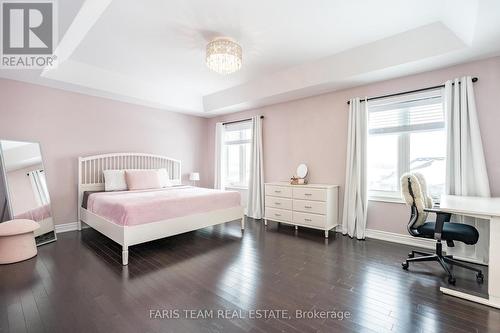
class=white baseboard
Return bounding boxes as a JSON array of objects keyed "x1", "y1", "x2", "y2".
[
  {"x1": 364, "y1": 228, "x2": 486, "y2": 265},
  {"x1": 365, "y1": 228, "x2": 436, "y2": 250},
  {"x1": 53, "y1": 221, "x2": 486, "y2": 264},
  {"x1": 55, "y1": 222, "x2": 79, "y2": 234}
]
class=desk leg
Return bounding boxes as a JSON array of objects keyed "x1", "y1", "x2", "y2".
[{"x1": 441, "y1": 216, "x2": 500, "y2": 309}]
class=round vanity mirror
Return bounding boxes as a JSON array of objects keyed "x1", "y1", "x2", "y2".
[{"x1": 296, "y1": 164, "x2": 308, "y2": 179}]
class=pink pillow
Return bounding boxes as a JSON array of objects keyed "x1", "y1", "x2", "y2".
[{"x1": 125, "y1": 170, "x2": 161, "y2": 190}]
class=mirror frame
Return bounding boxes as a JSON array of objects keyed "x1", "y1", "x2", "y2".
[
  {"x1": 0, "y1": 139, "x2": 57, "y2": 245},
  {"x1": 0, "y1": 150, "x2": 13, "y2": 223}
]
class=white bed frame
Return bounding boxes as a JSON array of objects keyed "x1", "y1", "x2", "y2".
[{"x1": 78, "y1": 153, "x2": 244, "y2": 265}]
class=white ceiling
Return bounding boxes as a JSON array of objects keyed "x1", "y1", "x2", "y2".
[
  {"x1": 1, "y1": 141, "x2": 42, "y2": 172},
  {"x1": 1, "y1": 0, "x2": 500, "y2": 116},
  {"x1": 1, "y1": 141, "x2": 32, "y2": 151}
]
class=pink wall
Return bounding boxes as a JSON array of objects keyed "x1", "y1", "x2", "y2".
[
  {"x1": 6, "y1": 163, "x2": 43, "y2": 215},
  {"x1": 1, "y1": 56, "x2": 498, "y2": 233},
  {"x1": 0, "y1": 79, "x2": 209, "y2": 225},
  {"x1": 206, "y1": 56, "x2": 500, "y2": 235}
]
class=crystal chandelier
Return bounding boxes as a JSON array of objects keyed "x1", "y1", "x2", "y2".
[{"x1": 206, "y1": 37, "x2": 242, "y2": 74}]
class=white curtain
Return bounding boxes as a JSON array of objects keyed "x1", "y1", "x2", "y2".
[
  {"x1": 28, "y1": 170, "x2": 49, "y2": 206},
  {"x1": 214, "y1": 122, "x2": 225, "y2": 190},
  {"x1": 445, "y1": 76, "x2": 490, "y2": 263},
  {"x1": 247, "y1": 116, "x2": 265, "y2": 219},
  {"x1": 342, "y1": 98, "x2": 368, "y2": 239}
]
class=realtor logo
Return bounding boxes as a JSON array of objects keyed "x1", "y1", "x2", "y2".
[{"x1": 1, "y1": 0, "x2": 57, "y2": 68}]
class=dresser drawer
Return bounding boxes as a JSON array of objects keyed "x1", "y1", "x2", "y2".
[
  {"x1": 266, "y1": 185, "x2": 292, "y2": 198},
  {"x1": 293, "y1": 199, "x2": 326, "y2": 215},
  {"x1": 292, "y1": 187, "x2": 326, "y2": 201},
  {"x1": 265, "y1": 207, "x2": 292, "y2": 222},
  {"x1": 266, "y1": 196, "x2": 293, "y2": 210},
  {"x1": 293, "y1": 211, "x2": 326, "y2": 228}
]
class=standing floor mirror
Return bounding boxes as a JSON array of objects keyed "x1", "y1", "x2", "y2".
[{"x1": 0, "y1": 140, "x2": 56, "y2": 245}]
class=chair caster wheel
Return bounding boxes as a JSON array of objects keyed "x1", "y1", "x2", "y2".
[
  {"x1": 402, "y1": 262, "x2": 409, "y2": 270},
  {"x1": 408, "y1": 252, "x2": 414, "y2": 258},
  {"x1": 448, "y1": 276, "x2": 456, "y2": 285},
  {"x1": 477, "y1": 272, "x2": 484, "y2": 283}
]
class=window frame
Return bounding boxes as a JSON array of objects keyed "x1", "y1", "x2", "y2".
[{"x1": 367, "y1": 89, "x2": 446, "y2": 203}]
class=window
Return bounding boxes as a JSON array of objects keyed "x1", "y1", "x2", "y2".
[
  {"x1": 367, "y1": 89, "x2": 446, "y2": 200},
  {"x1": 223, "y1": 121, "x2": 252, "y2": 188}
]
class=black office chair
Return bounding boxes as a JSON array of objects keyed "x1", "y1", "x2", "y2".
[{"x1": 400, "y1": 173, "x2": 484, "y2": 285}]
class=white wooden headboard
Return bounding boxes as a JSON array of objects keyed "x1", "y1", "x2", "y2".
[{"x1": 77, "y1": 153, "x2": 181, "y2": 215}]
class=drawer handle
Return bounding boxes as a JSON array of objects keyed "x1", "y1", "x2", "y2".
[
  {"x1": 274, "y1": 190, "x2": 282, "y2": 193},
  {"x1": 304, "y1": 205, "x2": 312, "y2": 209},
  {"x1": 304, "y1": 193, "x2": 312, "y2": 196},
  {"x1": 275, "y1": 213, "x2": 281, "y2": 217},
  {"x1": 304, "y1": 218, "x2": 312, "y2": 222},
  {"x1": 275, "y1": 202, "x2": 281, "y2": 205}
]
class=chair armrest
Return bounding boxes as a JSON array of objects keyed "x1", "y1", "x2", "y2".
[{"x1": 430, "y1": 210, "x2": 452, "y2": 240}]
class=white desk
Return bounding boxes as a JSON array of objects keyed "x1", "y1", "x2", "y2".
[{"x1": 438, "y1": 195, "x2": 500, "y2": 309}]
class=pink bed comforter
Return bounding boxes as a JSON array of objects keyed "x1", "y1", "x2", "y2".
[
  {"x1": 15, "y1": 204, "x2": 51, "y2": 222},
  {"x1": 86, "y1": 186, "x2": 241, "y2": 226}
]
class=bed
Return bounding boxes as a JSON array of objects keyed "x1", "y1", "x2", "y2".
[{"x1": 78, "y1": 153, "x2": 244, "y2": 265}]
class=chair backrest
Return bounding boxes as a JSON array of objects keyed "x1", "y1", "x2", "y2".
[{"x1": 401, "y1": 173, "x2": 433, "y2": 232}]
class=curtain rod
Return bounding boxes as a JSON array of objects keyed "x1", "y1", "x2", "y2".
[
  {"x1": 346, "y1": 77, "x2": 478, "y2": 105},
  {"x1": 222, "y1": 115, "x2": 264, "y2": 126},
  {"x1": 26, "y1": 169, "x2": 44, "y2": 176}
]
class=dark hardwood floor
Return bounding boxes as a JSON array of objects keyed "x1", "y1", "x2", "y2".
[{"x1": 1, "y1": 219, "x2": 499, "y2": 333}]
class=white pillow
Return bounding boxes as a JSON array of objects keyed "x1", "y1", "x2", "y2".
[
  {"x1": 157, "y1": 168, "x2": 172, "y2": 187},
  {"x1": 103, "y1": 170, "x2": 128, "y2": 191}
]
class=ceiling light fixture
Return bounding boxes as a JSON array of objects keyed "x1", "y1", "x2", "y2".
[{"x1": 206, "y1": 37, "x2": 242, "y2": 75}]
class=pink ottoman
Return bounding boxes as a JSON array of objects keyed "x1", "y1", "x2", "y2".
[{"x1": 0, "y1": 219, "x2": 39, "y2": 264}]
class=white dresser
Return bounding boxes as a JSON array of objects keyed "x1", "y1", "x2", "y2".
[{"x1": 264, "y1": 182, "x2": 339, "y2": 238}]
